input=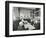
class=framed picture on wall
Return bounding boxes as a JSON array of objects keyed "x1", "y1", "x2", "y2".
[{"x1": 5, "y1": 1, "x2": 45, "y2": 37}]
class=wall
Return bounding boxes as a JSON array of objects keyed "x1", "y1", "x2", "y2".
[
  {"x1": 13, "y1": 7, "x2": 19, "y2": 17},
  {"x1": 13, "y1": 7, "x2": 20, "y2": 21},
  {"x1": 20, "y1": 8, "x2": 30, "y2": 19},
  {"x1": 0, "y1": 0, "x2": 46, "y2": 38}
]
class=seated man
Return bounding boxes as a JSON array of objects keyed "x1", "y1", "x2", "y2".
[
  {"x1": 24, "y1": 21, "x2": 35, "y2": 30},
  {"x1": 18, "y1": 19, "x2": 25, "y2": 30}
]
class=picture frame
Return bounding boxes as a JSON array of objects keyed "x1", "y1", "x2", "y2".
[{"x1": 5, "y1": 1, "x2": 45, "y2": 37}]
